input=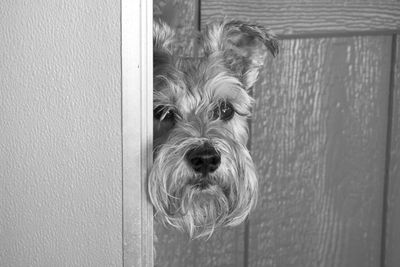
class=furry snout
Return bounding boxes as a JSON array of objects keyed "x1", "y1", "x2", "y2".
[{"x1": 149, "y1": 133, "x2": 258, "y2": 238}]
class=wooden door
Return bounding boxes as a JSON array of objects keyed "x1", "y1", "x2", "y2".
[{"x1": 153, "y1": 1, "x2": 400, "y2": 266}]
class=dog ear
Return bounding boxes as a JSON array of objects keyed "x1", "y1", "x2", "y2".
[
  {"x1": 153, "y1": 19, "x2": 175, "y2": 54},
  {"x1": 153, "y1": 19, "x2": 175, "y2": 71},
  {"x1": 153, "y1": 20, "x2": 177, "y2": 91},
  {"x1": 203, "y1": 20, "x2": 279, "y2": 90}
]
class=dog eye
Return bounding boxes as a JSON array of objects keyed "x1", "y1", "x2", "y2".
[
  {"x1": 154, "y1": 105, "x2": 175, "y2": 121},
  {"x1": 213, "y1": 101, "x2": 235, "y2": 121},
  {"x1": 220, "y1": 101, "x2": 235, "y2": 121}
]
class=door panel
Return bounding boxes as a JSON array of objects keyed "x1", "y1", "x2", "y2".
[
  {"x1": 250, "y1": 36, "x2": 391, "y2": 267},
  {"x1": 202, "y1": 0, "x2": 400, "y2": 37},
  {"x1": 153, "y1": 0, "x2": 199, "y2": 55},
  {"x1": 154, "y1": 226, "x2": 244, "y2": 267},
  {"x1": 153, "y1": 0, "x2": 399, "y2": 266},
  {"x1": 386, "y1": 36, "x2": 400, "y2": 267}
]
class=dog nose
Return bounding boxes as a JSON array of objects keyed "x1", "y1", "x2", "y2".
[{"x1": 186, "y1": 143, "x2": 221, "y2": 175}]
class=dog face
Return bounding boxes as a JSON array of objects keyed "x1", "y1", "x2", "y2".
[{"x1": 149, "y1": 20, "x2": 278, "y2": 239}]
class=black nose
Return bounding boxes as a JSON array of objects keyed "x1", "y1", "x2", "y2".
[{"x1": 186, "y1": 143, "x2": 221, "y2": 175}]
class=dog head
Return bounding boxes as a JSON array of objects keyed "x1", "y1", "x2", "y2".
[{"x1": 150, "y1": 19, "x2": 278, "y2": 239}]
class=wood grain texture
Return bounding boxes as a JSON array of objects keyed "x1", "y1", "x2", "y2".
[
  {"x1": 154, "y1": 1, "x2": 395, "y2": 266},
  {"x1": 154, "y1": 0, "x2": 199, "y2": 55},
  {"x1": 154, "y1": 226, "x2": 245, "y2": 267},
  {"x1": 385, "y1": 35, "x2": 400, "y2": 267},
  {"x1": 202, "y1": 0, "x2": 400, "y2": 37},
  {"x1": 249, "y1": 36, "x2": 392, "y2": 267}
]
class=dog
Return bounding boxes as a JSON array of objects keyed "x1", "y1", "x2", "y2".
[{"x1": 149, "y1": 19, "x2": 278, "y2": 239}]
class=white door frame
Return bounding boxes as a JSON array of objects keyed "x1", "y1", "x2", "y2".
[{"x1": 121, "y1": 0, "x2": 153, "y2": 266}]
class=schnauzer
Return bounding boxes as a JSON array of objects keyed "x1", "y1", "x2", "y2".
[{"x1": 149, "y1": 19, "x2": 278, "y2": 239}]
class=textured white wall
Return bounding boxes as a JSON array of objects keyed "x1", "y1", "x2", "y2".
[{"x1": 0, "y1": 1, "x2": 122, "y2": 266}]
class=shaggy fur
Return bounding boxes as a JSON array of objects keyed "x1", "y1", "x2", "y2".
[{"x1": 149, "y1": 19, "x2": 278, "y2": 239}]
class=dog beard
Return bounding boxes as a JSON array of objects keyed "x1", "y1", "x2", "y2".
[
  {"x1": 168, "y1": 184, "x2": 231, "y2": 238},
  {"x1": 149, "y1": 133, "x2": 258, "y2": 239}
]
